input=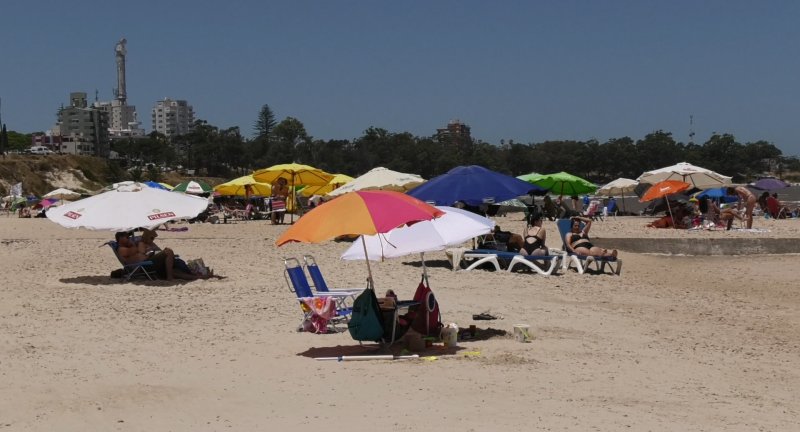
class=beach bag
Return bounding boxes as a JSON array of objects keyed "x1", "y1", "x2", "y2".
[
  {"x1": 407, "y1": 280, "x2": 442, "y2": 337},
  {"x1": 348, "y1": 288, "x2": 385, "y2": 342},
  {"x1": 187, "y1": 258, "x2": 209, "y2": 276}
]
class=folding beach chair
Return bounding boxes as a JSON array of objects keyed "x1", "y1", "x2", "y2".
[
  {"x1": 556, "y1": 219, "x2": 622, "y2": 275},
  {"x1": 302, "y1": 255, "x2": 365, "y2": 304},
  {"x1": 103, "y1": 240, "x2": 156, "y2": 281},
  {"x1": 283, "y1": 257, "x2": 352, "y2": 331}
]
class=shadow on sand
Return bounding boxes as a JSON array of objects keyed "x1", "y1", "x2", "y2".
[{"x1": 58, "y1": 275, "x2": 191, "y2": 286}]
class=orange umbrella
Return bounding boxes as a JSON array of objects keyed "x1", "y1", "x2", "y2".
[
  {"x1": 640, "y1": 180, "x2": 691, "y2": 229},
  {"x1": 639, "y1": 180, "x2": 691, "y2": 202},
  {"x1": 277, "y1": 190, "x2": 444, "y2": 288}
]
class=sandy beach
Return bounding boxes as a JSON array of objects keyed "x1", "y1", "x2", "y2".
[{"x1": 1, "y1": 215, "x2": 799, "y2": 431}]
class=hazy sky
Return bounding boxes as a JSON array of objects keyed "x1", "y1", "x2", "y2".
[{"x1": 2, "y1": 1, "x2": 799, "y2": 155}]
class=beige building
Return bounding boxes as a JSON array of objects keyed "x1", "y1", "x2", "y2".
[{"x1": 151, "y1": 98, "x2": 195, "y2": 137}]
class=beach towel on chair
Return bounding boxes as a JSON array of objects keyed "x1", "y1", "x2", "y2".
[{"x1": 300, "y1": 296, "x2": 337, "y2": 333}]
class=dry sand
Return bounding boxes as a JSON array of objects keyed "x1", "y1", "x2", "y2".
[{"x1": 1, "y1": 215, "x2": 799, "y2": 431}]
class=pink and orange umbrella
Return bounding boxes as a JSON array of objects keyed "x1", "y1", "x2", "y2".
[{"x1": 276, "y1": 190, "x2": 444, "y2": 288}]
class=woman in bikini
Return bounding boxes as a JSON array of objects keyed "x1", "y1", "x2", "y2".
[
  {"x1": 565, "y1": 216, "x2": 618, "y2": 258},
  {"x1": 521, "y1": 213, "x2": 548, "y2": 256},
  {"x1": 726, "y1": 186, "x2": 757, "y2": 229}
]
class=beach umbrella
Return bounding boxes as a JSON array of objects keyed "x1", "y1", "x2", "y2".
[
  {"x1": 326, "y1": 167, "x2": 424, "y2": 197},
  {"x1": 637, "y1": 162, "x2": 732, "y2": 189},
  {"x1": 516, "y1": 172, "x2": 541, "y2": 182},
  {"x1": 159, "y1": 182, "x2": 174, "y2": 190},
  {"x1": 341, "y1": 206, "x2": 495, "y2": 261},
  {"x1": 214, "y1": 175, "x2": 272, "y2": 197},
  {"x1": 596, "y1": 178, "x2": 638, "y2": 197},
  {"x1": 10, "y1": 196, "x2": 28, "y2": 211},
  {"x1": 46, "y1": 181, "x2": 209, "y2": 231},
  {"x1": 253, "y1": 163, "x2": 334, "y2": 223},
  {"x1": 596, "y1": 178, "x2": 638, "y2": 213},
  {"x1": 300, "y1": 174, "x2": 354, "y2": 197},
  {"x1": 37, "y1": 198, "x2": 60, "y2": 209},
  {"x1": 524, "y1": 172, "x2": 597, "y2": 196},
  {"x1": 640, "y1": 180, "x2": 691, "y2": 229},
  {"x1": 172, "y1": 180, "x2": 213, "y2": 194},
  {"x1": 276, "y1": 190, "x2": 443, "y2": 289},
  {"x1": 143, "y1": 181, "x2": 170, "y2": 191},
  {"x1": 43, "y1": 188, "x2": 81, "y2": 201},
  {"x1": 751, "y1": 177, "x2": 790, "y2": 191},
  {"x1": 408, "y1": 165, "x2": 543, "y2": 206},
  {"x1": 695, "y1": 187, "x2": 738, "y2": 203}
]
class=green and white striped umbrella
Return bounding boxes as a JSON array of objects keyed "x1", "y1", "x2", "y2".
[{"x1": 172, "y1": 180, "x2": 213, "y2": 194}]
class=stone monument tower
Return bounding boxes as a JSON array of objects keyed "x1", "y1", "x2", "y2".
[{"x1": 114, "y1": 38, "x2": 127, "y2": 103}]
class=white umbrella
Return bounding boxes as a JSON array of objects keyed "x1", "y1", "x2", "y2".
[
  {"x1": 46, "y1": 182, "x2": 209, "y2": 231},
  {"x1": 43, "y1": 188, "x2": 81, "y2": 201},
  {"x1": 596, "y1": 178, "x2": 638, "y2": 214},
  {"x1": 327, "y1": 167, "x2": 425, "y2": 197},
  {"x1": 637, "y1": 162, "x2": 732, "y2": 189},
  {"x1": 596, "y1": 178, "x2": 638, "y2": 197},
  {"x1": 341, "y1": 206, "x2": 495, "y2": 261}
]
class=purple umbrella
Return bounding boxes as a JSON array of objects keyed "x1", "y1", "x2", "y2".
[{"x1": 751, "y1": 178, "x2": 789, "y2": 191}]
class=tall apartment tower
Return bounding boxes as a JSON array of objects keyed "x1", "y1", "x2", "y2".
[{"x1": 151, "y1": 98, "x2": 195, "y2": 137}]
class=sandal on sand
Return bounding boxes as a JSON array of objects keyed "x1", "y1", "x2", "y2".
[{"x1": 473, "y1": 312, "x2": 499, "y2": 321}]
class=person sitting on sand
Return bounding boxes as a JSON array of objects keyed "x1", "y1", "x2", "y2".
[
  {"x1": 137, "y1": 228, "x2": 223, "y2": 279},
  {"x1": 565, "y1": 216, "x2": 618, "y2": 258},
  {"x1": 727, "y1": 186, "x2": 756, "y2": 229}
]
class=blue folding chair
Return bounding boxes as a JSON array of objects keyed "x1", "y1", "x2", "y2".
[
  {"x1": 302, "y1": 255, "x2": 365, "y2": 301},
  {"x1": 283, "y1": 257, "x2": 352, "y2": 330},
  {"x1": 104, "y1": 240, "x2": 156, "y2": 281}
]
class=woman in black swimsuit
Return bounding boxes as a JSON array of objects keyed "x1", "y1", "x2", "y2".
[
  {"x1": 565, "y1": 216, "x2": 618, "y2": 258},
  {"x1": 521, "y1": 213, "x2": 548, "y2": 256}
]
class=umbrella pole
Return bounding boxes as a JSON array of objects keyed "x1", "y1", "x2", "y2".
[
  {"x1": 666, "y1": 198, "x2": 676, "y2": 229},
  {"x1": 361, "y1": 236, "x2": 374, "y2": 290},
  {"x1": 290, "y1": 173, "x2": 296, "y2": 224},
  {"x1": 420, "y1": 252, "x2": 428, "y2": 281}
]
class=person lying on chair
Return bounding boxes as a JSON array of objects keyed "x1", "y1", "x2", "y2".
[{"x1": 565, "y1": 216, "x2": 618, "y2": 258}]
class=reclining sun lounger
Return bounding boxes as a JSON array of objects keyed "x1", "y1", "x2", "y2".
[
  {"x1": 458, "y1": 248, "x2": 564, "y2": 275},
  {"x1": 556, "y1": 219, "x2": 622, "y2": 275}
]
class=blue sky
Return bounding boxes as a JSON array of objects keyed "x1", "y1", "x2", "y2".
[{"x1": 2, "y1": 1, "x2": 799, "y2": 155}]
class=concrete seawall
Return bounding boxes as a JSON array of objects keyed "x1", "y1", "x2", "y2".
[{"x1": 601, "y1": 237, "x2": 800, "y2": 255}]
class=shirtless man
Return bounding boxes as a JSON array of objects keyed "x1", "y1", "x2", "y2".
[
  {"x1": 115, "y1": 231, "x2": 179, "y2": 280},
  {"x1": 726, "y1": 186, "x2": 756, "y2": 229}
]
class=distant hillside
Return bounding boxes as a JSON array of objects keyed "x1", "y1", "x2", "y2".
[{"x1": 0, "y1": 155, "x2": 225, "y2": 197}]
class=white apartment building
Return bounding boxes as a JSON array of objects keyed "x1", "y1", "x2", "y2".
[{"x1": 151, "y1": 98, "x2": 195, "y2": 137}]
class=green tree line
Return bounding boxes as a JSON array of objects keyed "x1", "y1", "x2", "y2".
[{"x1": 5, "y1": 103, "x2": 799, "y2": 183}]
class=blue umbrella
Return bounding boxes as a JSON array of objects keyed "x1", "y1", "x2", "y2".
[
  {"x1": 695, "y1": 187, "x2": 737, "y2": 203},
  {"x1": 407, "y1": 165, "x2": 544, "y2": 206},
  {"x1": 751, "y1": 177, "x2": 789, "y2": 191},
  {"x1": 143, "y1": 181, "x2": 169, "y2": 190}
]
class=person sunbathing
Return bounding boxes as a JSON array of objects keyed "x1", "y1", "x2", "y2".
[
  {"x1": 521, "y1": 213, "x2": 548, "y2": 256},
  {"x1": 136, "y1": 229, "x2": 222, "y2": 280},
  {"x1": 565, "y1": 216, "x2": 617, "y2": 258}
]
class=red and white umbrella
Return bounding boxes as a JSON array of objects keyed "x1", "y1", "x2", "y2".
[{"x1": 47, "y1": 182, "x2": 209, "y2": 231}]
